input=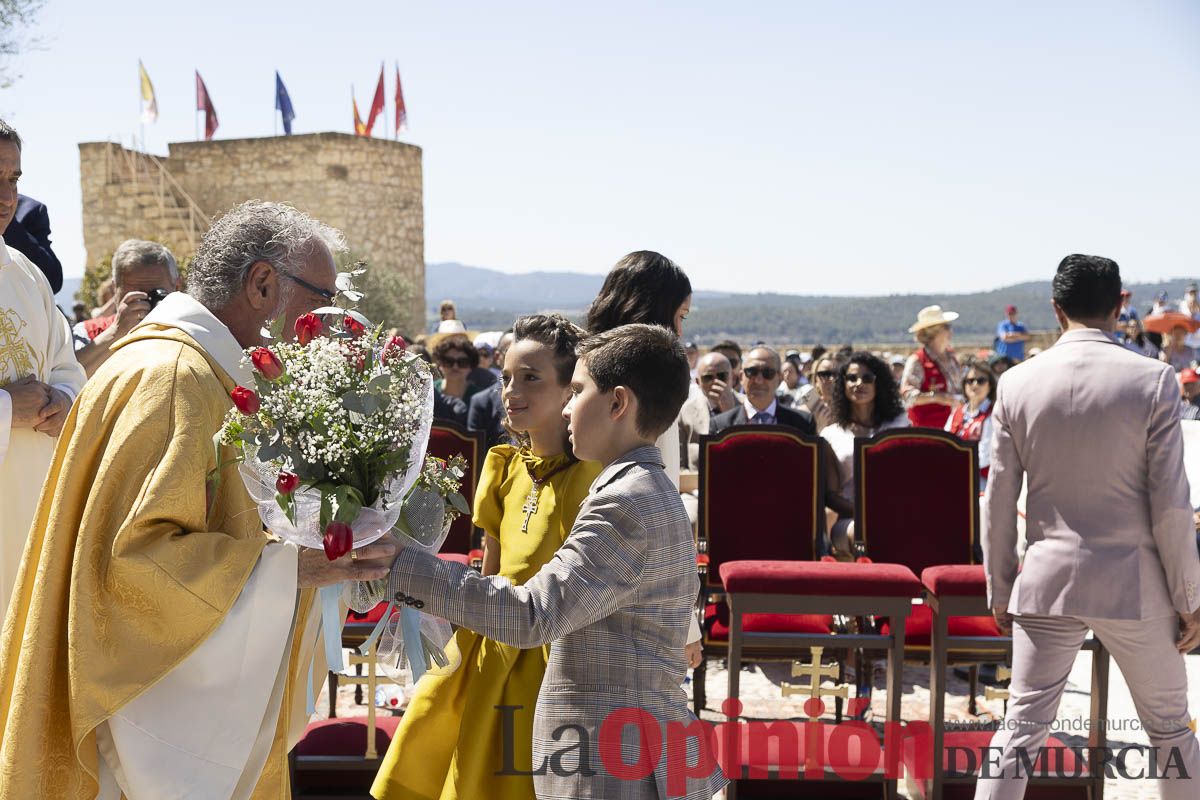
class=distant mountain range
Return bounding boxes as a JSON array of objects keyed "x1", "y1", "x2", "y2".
[
  {"x1": 427, "y1": 262, "x2": 1191, "y2": 346},
  {"x1": 59, "y1": 264, "x2": 1194, "y2": 347}
]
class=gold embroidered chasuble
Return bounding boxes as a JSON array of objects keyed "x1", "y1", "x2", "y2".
[{"x1": 0, "y1": 317, "x2": 323, "y2": 799}]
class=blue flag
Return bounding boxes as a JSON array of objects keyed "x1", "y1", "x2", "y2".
[{"x1": 275, "y1": 71, "x2": 295, "y2": 135}]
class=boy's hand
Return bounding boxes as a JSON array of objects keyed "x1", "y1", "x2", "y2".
[{"x1": 685, "y1": 640, "x2": 703, "y2": 669}]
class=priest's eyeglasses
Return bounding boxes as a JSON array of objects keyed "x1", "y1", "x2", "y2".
[{"x1": 282, "y1": 273, "x2": 337, "y2": 303}]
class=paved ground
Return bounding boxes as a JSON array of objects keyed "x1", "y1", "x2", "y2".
[{"x1": 318, "y1": 647, "x2": 1200, "y2": 798}]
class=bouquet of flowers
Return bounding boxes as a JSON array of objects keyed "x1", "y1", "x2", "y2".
[{"x1": 217, "y1": 288, "x2": 433, "y2": 560}]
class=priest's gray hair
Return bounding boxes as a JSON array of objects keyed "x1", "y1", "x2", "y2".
[
  {"x1": 111, "y1": 239, "x2": 179, "y2": 288},
  {"x1": 187, "y1": 200, "x2": 346, "y2": 310}
]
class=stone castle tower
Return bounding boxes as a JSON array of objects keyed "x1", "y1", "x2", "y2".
[{"x1": 78, "y1": 133, "x2": 424, "y2": 330}]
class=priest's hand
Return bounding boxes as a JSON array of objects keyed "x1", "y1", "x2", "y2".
[
  {"x1": 992, "y1": 605, "x2": 1013, "y2": 636},
  {"x1": 33, "y1": 387, "x2": 72, "y2": 437},
  {"x1": 1177, "y1": 608, "x2": 1200, "y2": 653},
  {"x1": 3, "y1": 376, "x2": 51, "y2": 429},
  {"x1": 297, "y1": 536, "x2": 400, "y2": 588}
]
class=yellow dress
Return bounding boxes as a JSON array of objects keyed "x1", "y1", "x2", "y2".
[{"x1": 371, "y1": 445, "x2": 600, "y2": 800}]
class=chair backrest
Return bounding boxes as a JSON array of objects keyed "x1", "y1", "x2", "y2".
[
  {"x1": 427, "y1": 420, "x2": 486, "y2": 554},
  {"x1": 698, "y1": 424, "x2": 825, "y2": 591},
  {"x1": 854, "y1": 428, "x2": 980, "y2": 574}
]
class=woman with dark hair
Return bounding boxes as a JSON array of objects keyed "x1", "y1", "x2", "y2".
[
  {"x1": 584, "y1": 249, "x2": 701, "y2": 664},
  {"x1": 585, "y1": 250, "x2": 693, "y2": 486},
  {"x1": 945, "y1": 359, "x2": 997, "y2": 490},
  {"x1": 432, "y1": 334, "x2": 482, "y2": 424},
  {"x1": 821, "y1": 352, "x2": 909, "y2": 555},
  {"x1": 585, "y1": 250, "x2": 693, "y2": 337}
]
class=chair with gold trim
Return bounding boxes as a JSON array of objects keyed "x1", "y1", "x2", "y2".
[
  {"x1": 710, "y1": 425, "x2": 925, "y2": 798},
  {"x1": 692, "y1": 424, "x2": 833, "y2": 715}
]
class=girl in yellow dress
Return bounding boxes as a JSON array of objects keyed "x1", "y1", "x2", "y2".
[{"x1": 372, "y1": 314, "x2": 600, "y2": 800}]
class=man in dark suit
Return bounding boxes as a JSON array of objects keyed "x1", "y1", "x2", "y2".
[
  {"x1": 711, "y1": 345, "x2": 816, "y2": 434},
  {"x1": 467, "y1": 380, "x2": 508, "y2": 448},
  {"x1": 4, "y1": 194, "x2": 63, "y2": 293}
]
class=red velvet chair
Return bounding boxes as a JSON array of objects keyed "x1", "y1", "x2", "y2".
[
  {"x1": 853, "y1": 429, "x2": 1108, "y2": 799},
  {"x1": 702, "y1": 427, "x2": 928, "y2": 798},
  {"x1": 426, "y1": 420, "x2": 486, "y2": 563},
  {"x1": 694, "y1": 425, "x2": 832, "y2": 713}
]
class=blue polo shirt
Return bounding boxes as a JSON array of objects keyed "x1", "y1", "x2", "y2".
[{"x1": 996, "y1": 319, "x2": 1028, "y2": 360}]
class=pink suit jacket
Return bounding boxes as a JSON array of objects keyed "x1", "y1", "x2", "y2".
[{"x1": 983, "y1": 327, "x2": 1200, "y2": 620}]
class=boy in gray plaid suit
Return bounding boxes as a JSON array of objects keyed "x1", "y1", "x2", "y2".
[{"x1": 386, "y1": 323, "x2": 727, "y2": 799}]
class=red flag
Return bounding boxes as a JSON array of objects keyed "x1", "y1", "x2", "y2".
[
  {"x1": 352, "y1": 91, "x2": 367, "y2": 136},
  {"x1": 394, "y1": 63, "x2": 407, "y2": 134},
  {"x1": 365, "y1": 63, "x2": 385, "y2": 134},
  {"x1": 195, "y1": 71, "x2": 218, "y2": 140}
]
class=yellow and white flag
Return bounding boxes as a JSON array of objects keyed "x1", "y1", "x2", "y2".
[{"x1": 138, "y1": 59, "x2": 158, "y2": 123}]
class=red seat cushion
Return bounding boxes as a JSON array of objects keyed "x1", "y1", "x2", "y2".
[
  {"x1": 719, "y1": 560, "x2": 923, "y2": 598},
  {"x1": 294, "y1": 716, "x2": 401, "y2": 757},
  {"x1": 921, "y1": 564, "x2": 987, "y2": 597},
  {"x1": 346, "y1": 600, "x2": 391, "y2": 625},
  {"x1": 704, "y1": 602, "x2": 833, "y2": 642},
  {"x1": 880, "y1": 604, "x2": 1002, "y2": 645},
  {"x1": 437, "y1": 552, "x2": 471, "y2": 567}
]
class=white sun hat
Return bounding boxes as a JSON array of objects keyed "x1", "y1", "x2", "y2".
[{"x1": 908, "y1": 305, "x2": 960, "y2": 334}]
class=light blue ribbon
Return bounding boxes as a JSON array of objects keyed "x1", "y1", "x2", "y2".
[
  {"x1": 319, "y1": 584, "x2": 345, "y2": 674},
  {"x1": 400, "y1": 606, "x2": 428, "y2": 682},
  {"x1": 357, "y1": 599, "x2": 395, "y2": 657}
]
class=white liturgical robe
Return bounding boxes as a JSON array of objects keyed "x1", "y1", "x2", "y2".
[{"x1": 0, "y1": 238, "x2": 85, "y2": 619}]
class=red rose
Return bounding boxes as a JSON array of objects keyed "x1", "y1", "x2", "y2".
[
  {"x1": 275, "y1": 471, "x2": 299, "y2": 495},
  {"x1": 295, "y1": 313, "x2": 323, "y2": 345},
  {"x1": 230, "y1": 386, "x2": 261, "y2": 415},
  {"x1": 322, "y1": 521, "x2": 354, "y2": 560},
  {"x1": 250, "y1": 347, "x2": 284, "y2": 380},
  {"x1": 381, "y1": 335, "x2": 407, "y2": 364},
  {"x1": 343, "y1": 315, "x2": 366, "y2": 337}
]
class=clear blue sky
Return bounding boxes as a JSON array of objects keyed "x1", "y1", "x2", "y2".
[{"x1": 4, "y1": 0, "x2": 1199, "y2": 296}]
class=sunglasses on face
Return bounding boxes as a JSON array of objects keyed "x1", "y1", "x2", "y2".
[
  {"x1": 743, "y1": 366, "x2": 778, "y2": 380},
  {"x1": 699, "y1": 372, "x2": 730, "y2": 384},
  {"x1": 845, "y1": 372, "x2": 877, "y2": 385},
  {"x1": 964, "y1": 376, "x2": 989, "y2": 386},
  {"x1": 439, "y1": 356, "x2": 471, "y2": 369},
  {"x1": 815, "y1": 370, "x2": 838, "y2": 381}
]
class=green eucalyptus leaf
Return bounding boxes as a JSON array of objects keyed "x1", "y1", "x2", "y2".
[
  {"x1": 319, "y1": 491, "x2": 333, "y2": 531},
  {"x1": 449, "y1": 491, "x2": 471, "y2": 517}
]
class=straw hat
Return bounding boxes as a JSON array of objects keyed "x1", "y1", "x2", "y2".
[{"x1": 908, "y1": 305, "x2": 960, "y2": 334}]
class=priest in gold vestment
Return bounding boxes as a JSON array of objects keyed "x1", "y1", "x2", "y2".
[{"x1": 0, "y1": 201, "x2": 398, "y2": 799}]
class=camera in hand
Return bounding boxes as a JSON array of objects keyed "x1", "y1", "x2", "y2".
[{"x1": 147, "y1": 288, "x2": 170, "y2": 310}]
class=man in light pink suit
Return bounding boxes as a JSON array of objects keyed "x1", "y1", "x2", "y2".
[{"x1": 978, "y1": 254, "x2": 1200, "y2": 800}]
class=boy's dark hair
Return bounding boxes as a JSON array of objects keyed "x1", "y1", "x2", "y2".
[
  {"x1": 576, "y1": 323, "x2": 690, "y2": 440},
  {"x1": 585, "y1": 251, "x2": 692, "y2": 333},
  {"x1": 512, "y1": 313, "x2": 585, "y2": 385},
  {"x1": 810, "y1": 344, "x2": 827, "y2": 361},
  {"x1": 0, "y1": 119, "x2": 21, "y2": 151},
  {"x1": 1052, "y1": 254, "x2": 1122, "y2": 321},
  {"x1": 830, "y1": 351, "x2": 905, "y2": 428}
]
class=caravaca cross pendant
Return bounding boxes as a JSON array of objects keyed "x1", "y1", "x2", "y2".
[{"x1": 521, "y1": 481, "x2": 541, "y2": 533}]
